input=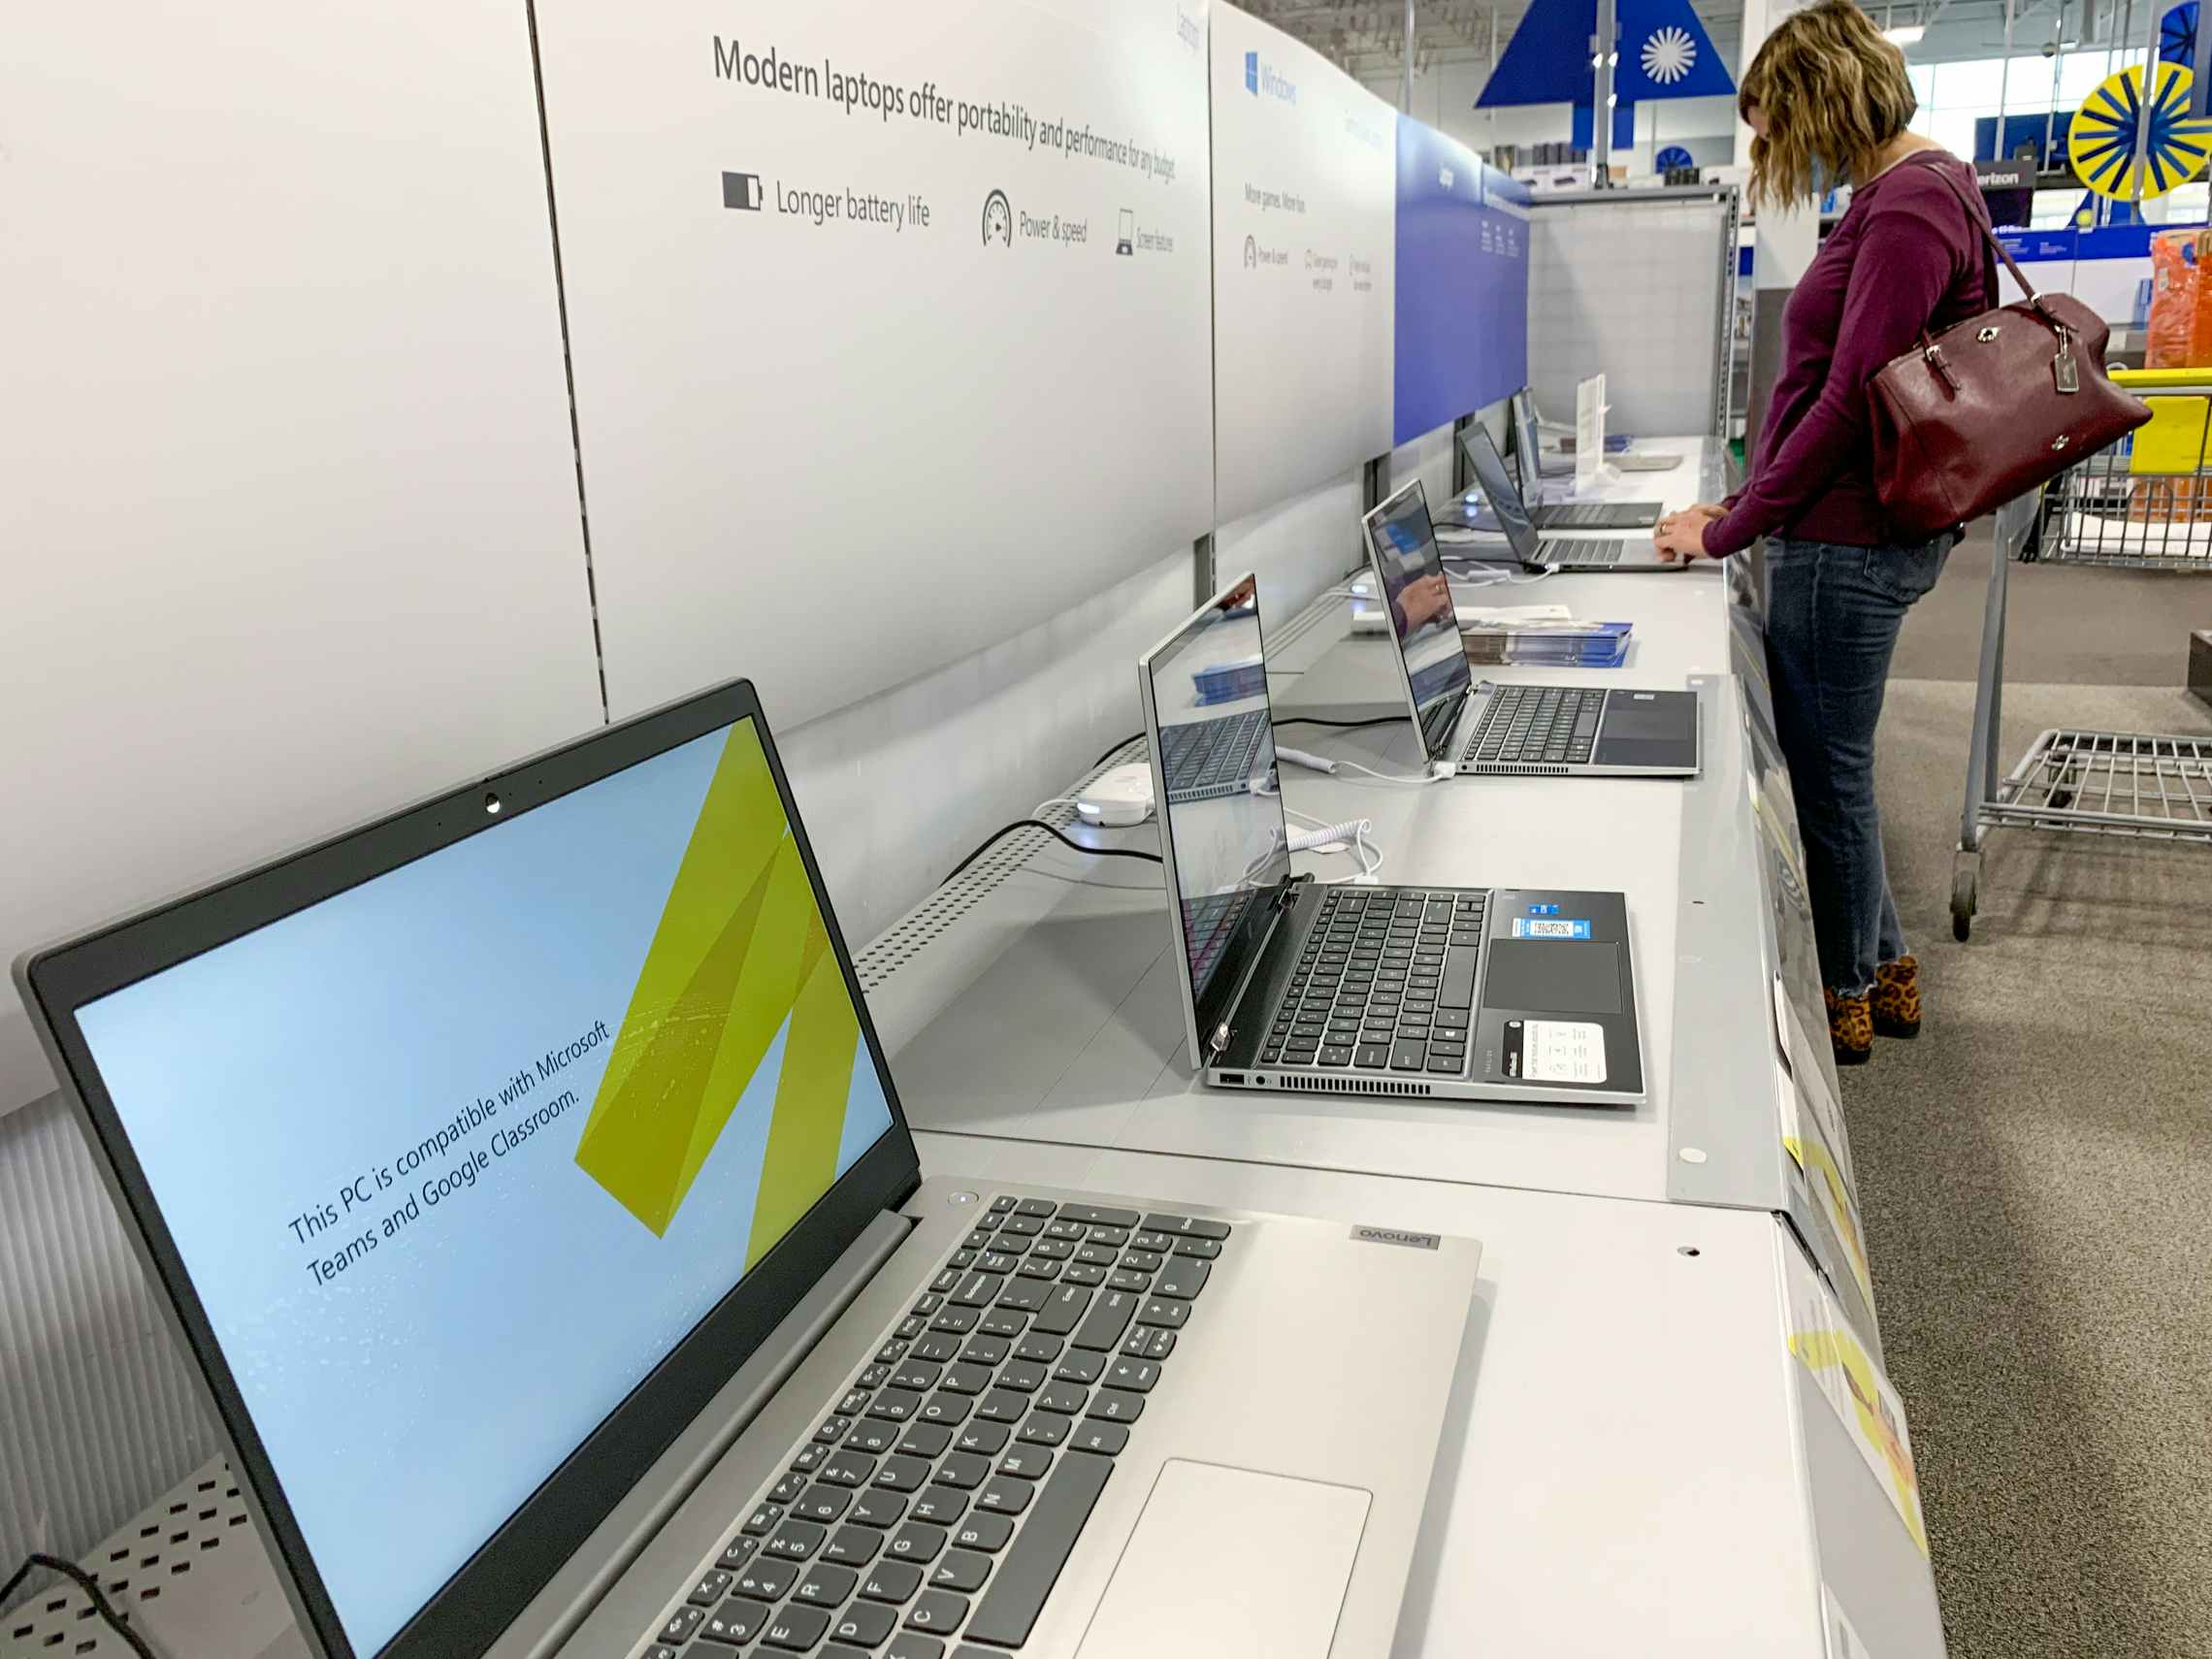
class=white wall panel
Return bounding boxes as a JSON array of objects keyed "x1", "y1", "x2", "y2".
[
  {"x1": 779, "y1": 547, "x2": 1197, "y2": 951},
  {"x1": 1215, "y1": 470, "x2": 1370, "y2": 626},
  {"x1": 0, "y1": 0, "x2": 604, "y2": 1116},
  {"x1": 537, "y1": 0, "x2": 1217, "y2": 725},
  {"x1": 1394, "y1": 425, "x2": 1461, "y2": 511},
  {"x1": 1211, "y1": 7, "x2": 1397, "y2": 523}
]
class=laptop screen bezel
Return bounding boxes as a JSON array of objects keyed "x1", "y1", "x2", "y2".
[
  {"x1": 1360, "y1": 478, "x2": 1471, "y2": 764},
  {"x1": 1137, "y1": 572, "x2": 1295, "y2": 1069},
  {"x1": 1456, "y1": 420, "x2": 1544, "y2": 564},
  {"x1": 15, "y1": 676, "x2": 924, "y2": 1659}
]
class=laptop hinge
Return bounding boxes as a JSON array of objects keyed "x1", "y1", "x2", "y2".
[
  {"x1": 1208, "y1": 877, "x2": 1309, "y2": 1062},
  {"x1": 507, "y1": 1210, "x2": 913, "y2": 1659}
]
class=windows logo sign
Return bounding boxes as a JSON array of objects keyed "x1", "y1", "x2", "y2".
[{"x1": 1243, "y1": 49, "x2": 1298, "y2": 104}]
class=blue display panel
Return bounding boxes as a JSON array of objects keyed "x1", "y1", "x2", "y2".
[{"x1": 1392, "y1": 116, "x2": 1530, "y2": 444}]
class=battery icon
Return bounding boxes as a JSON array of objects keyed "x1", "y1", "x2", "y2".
[{"x1": 722, "y1": 172, "x2": 764, "y2": 211}]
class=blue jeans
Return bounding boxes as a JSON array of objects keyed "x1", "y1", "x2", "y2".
[{"x1": 1763, "y1": 535, "x2": 1952, "y2": 997}]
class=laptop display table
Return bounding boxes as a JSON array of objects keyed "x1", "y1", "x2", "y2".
[
  {"x1": 861, "y1": 433, "x2": 1882, "y2": 1351},
  {"x1": 862, "y1": 542, "x2": 1740, "y2": 1193},
  {"x1": 897, "y1": 1137, "x2": 1947, "y2": 1659},
  {"x1": 0, "y1": 1144, "x2": 1945, "y2": 1659}
]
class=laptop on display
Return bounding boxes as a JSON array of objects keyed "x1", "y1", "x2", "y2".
[
  {"x1": 1496, "y1": 392, "x2": 1662, "y2": 529},
  {"x1": 1362, "y1": 479, "x2": 1702, "y2": 780},
  {"x1": 16, "y1": 679, "x2": 1482, "y2": 1659},
  {"x1": 1139, "y1": 573, "x2": 1648, "y2": 1109},
  {"x1": 1454, "y1": 421, "x2": 1683, "y2": 573},
  {"x1": 1510, "y1": 387, "x2": 1682, "y2": 482}
]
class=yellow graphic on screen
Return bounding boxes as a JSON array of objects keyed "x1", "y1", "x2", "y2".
[{"x1": 574, "y1": 723, "x2": 861, "y2": 1250}]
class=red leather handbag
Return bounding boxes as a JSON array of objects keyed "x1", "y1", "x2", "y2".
[{"x1": 1867, "y1": 160, "x2": 2151, "y2": 538}]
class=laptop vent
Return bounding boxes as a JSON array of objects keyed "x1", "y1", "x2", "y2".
[
  {"x1": 1266, "y1": 1072, "x2": 1433, "y2": 1098},
  {"x1": 1, "y1": 1458, "x2": 248, "y2": 1656},
  {"x1": 853, "y1": 738, "x2": 1150, "y2": 993},
  {"x1": 1463, "y1": 763, "x2": 1570, "y2": 777}
]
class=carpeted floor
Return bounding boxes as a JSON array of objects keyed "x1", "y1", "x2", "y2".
[
  {"x1": 1891, "y1": 530, "x2": 2212, "y2": 686},
  {"x1": 1846, "y1": 554, "x2": 2212, "y2": 1658}
]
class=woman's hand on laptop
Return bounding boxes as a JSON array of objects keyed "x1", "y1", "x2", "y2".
[{"x1": 1654, "y1": 504, "x2": 1727, "y2": 563}]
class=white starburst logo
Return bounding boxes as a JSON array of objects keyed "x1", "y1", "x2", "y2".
[{"x1": 1642, "y1": 26, "x2": 1696, "y2": 83}]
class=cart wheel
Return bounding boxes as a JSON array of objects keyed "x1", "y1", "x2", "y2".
[{"x1": 1950, "y1": 854, "x2": 1978, "y2": 941}]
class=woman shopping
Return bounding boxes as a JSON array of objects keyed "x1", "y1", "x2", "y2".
[{"x1": 1654, "y1": 0, "x2": 1992, "y2": 1065}]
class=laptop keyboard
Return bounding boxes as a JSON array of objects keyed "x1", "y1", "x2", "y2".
[
  {"x1": 1541, "y1": 502, "x2": 1622, "y2": 529},
  {"x1": 1257, "y1": 888, "x2": 1484, "y2": 1076},
  {"x1": 1156, "y1": 708, "x2": 1270, "y2": 802},
  {"x1": 1462, "y1": 685, "x2": 1601, "y2": 766},
  {"x1": 638, "y1": 1196, "x2": 1228, "y2": 1658}
]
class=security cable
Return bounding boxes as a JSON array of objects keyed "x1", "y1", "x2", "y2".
[
  {"x1": 942, "y1": 820, "x2": 1162, "y2": 886},
  {"x1": 1, "y1": 1554, "x2": 158, "y2": 1659},
  {"x1": 1270, "y1": 714, "x2": 1400, "y2": 732}
]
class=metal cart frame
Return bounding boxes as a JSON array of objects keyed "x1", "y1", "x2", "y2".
[{"x1": 1951, "y1": 371, "x2": 2212, "y2": 940}]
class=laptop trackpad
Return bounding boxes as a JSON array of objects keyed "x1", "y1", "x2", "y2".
[
  {"x1": 1077, "y1": 1460, "x2": 1370, "y2": 1657},
  {"x1": 1594, "y1": 691, "x2": 1694, "y2": 767},
  {"x1": 1483, "y1": 938, "x2": 1624, "y2": 1014}
]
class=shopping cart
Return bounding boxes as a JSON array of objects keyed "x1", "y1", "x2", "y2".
[{"x1": 1951, "y1": 369, "x2": 2212, "y2": 941}]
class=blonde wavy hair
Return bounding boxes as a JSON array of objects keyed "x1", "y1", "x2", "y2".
[{"x1": 1739, "y1": 0, "x2": 1918, "y2": 210}]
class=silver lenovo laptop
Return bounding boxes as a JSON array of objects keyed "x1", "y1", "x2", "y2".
[
  {"x1": 16, "y1": 678, "x2": 1480, "y2": 1659},
  {"x1": 1363, "y1": 479, "x2": 1702, "y2": 780},
  {"x1": 1455, "y1": 420, "x2": 1684, "y2": 573},
  {"x1": 1140, "y1": 573, "x2": 1649, "y2": 1108}
]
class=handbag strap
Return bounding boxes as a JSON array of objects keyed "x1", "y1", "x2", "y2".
[
  {"x1": 1884, "y1": 150, "x2": 2075, "y2": 371},
  {"x1": 1902, "y1": 151, "x2": 2044, "y2": 308}
]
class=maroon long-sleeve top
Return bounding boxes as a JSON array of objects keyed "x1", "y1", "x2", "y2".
[{"x1": 1707, "y1": 150, "x2": 1995, "y2": 556}]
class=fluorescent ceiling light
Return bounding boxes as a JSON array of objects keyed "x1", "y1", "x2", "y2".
[{"x1": 1881, "y1": 23, "x2": 1926, "y2": 43}]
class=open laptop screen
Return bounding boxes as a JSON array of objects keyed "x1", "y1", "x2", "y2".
[
  {"x1": 1363, "y1": 479, "x2": 1471, "y2": 760},
  {"x1": 1142, "y1": 574, "x2": 1292, "y2": 1062},
  {"x1": 1457, "y1": 421, "x2": 1543, "y2": 563},
  {"x1": 56, "y1": 710, "x2": 897, "y2": 1655}
]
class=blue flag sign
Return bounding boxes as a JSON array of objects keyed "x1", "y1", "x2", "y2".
[
  {"x1": 1572, "y1": 103, "x2": 1638, "y2": 150},
  {"x1": 1480, "y1": 0, "x2": 1735, "y2": 107}
]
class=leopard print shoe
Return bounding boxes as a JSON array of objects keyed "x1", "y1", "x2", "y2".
[
  {"x1": 1872, "y1": 956, "x2": 1922, "y2": 1039},
  {"x1": 1827, "y1": 987, "x2": 1873, "y2": 1066}
]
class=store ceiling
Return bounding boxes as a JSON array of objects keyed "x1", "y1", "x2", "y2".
[{"x1": 1243, "y1": 0, "x2": 2150, "y2": 89}]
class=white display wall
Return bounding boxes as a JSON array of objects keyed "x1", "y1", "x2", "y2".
[
  {"x1": 0, "y1": 0, "x2": 605, "y2": 1117},
  {"x1": 533, "y1": 0, "x2": 1220, "y2": 726},
  {"x1": 0, "y1": 0, "x2": 1536, "y2": 1123},
  {"x1": 1209, "y1": 5, "x2": 1397, "y2": 524}
]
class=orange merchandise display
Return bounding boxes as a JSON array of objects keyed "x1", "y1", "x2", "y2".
[{"x1": 2145, "y1": 230, "x2": 2206, "y2": 369}]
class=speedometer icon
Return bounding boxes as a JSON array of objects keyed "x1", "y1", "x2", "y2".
[{"x1": 981, "y1": 188, "x2": 1013, "y2": 246}]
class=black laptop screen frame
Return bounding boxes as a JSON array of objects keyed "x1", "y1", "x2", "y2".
[
  {"x1": 15, "y1": 677, "x2": 924, "y2": 1659},
  {"x1": 1139, "y1": 572, "x2": 1297, "y2": 1067},
  {"x1": 1456, "y1": 421, "x2": 1544, "y2": 564},
  {"x1": 1360, "y1": 478, "x2": 1473, "y2": 763}
]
